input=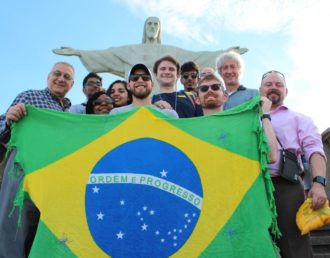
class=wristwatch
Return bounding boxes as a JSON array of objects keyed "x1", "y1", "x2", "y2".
[
  {"x1": 313, "y1": 176, "x2": 327, "y2": 187},
  {"x1": 261, "y1": 113, "x2": 271, "y2": 121}
]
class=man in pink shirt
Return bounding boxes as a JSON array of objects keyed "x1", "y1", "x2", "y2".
[{"x1": 260, "y1": 70, "x2": 327, "y2": 258}]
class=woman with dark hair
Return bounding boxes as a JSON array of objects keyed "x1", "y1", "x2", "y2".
[
  {"x1": 86, "y1": 91, "x2": 114, "y2": 114},
  {"x1": 106, "y1": 80, "x2": 132, "y2": 107}
]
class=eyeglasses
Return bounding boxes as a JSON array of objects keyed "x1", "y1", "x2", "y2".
[
  {"x1": 93, "y1": 99, "x2": 113, "y2": 106},
  {"x1": 198, "y1": 84, "x2": 222, "y2": 92},
  {"x1": 86, "y1": 81, "x2": 102, "y2": 87},
  {"x1": 262, "y1": 70, "x2": 285, "y2": 80},
  {"x1": 129, "y1": 74, "x2": 151, "y2": 82},
  {"x1": 52, "y1": 71, "x2": 73, "y2": 81},
  {"x1": 182, "y1": 73, "x2": 198, "y2": 80}
]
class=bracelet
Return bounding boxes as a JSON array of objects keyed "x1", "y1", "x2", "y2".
[{"x1": 261, "y1": 113, "x2": 271, "y2": 121}]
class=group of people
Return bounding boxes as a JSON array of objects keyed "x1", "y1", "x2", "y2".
[{"x1": 0, "y1": 49, "x2": 327, "y2": 258}]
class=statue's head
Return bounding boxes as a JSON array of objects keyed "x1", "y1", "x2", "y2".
[{"x1": 142, "y1": 16, "x2": 161, "y2": 44}]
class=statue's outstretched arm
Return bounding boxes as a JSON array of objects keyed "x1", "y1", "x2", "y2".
[
  {"x1": 225, "y1": 46, "x2": 248, "y2": 55},
  {"x1": 52, "y1": 47, "x2": 81, "y2": 57}
]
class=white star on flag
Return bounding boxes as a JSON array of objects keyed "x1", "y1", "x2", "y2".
[
  {"x1": 92, "y1": 186, "x2": 99, "y2": 193},
  {"x1": 141, "y1": 224, "x2": 148, "y2": 231},
  {"x1": 155, "y1": 231, "x2": 160, "y2": 235},
  {"x1": 149, "y1": 210, "x2": 155, "y2": 215},
  {"x1": 160, "y1": 169, "x2": 168, "y2": 177},
  {"x1": 120, "y1": 200, "x2": 125, "y2": 205},
  {"x1": 97, "y1": 212, "x2": 104, "y2": 220},
  {"x1": 143, "y1": 206, "x2": 148, "y2": 211},
  {"x1": 116, "y1": 231, "x2": 124, "y2": 239},
  {"x1": 184, "y1": 213, "x2": 189, "y2": 218}
]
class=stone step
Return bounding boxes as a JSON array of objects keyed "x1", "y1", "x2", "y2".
[
  {"x1": 311, "y1": 235, "x2": 330, "y2": 245},
  {"x1": 312, "y1": 253, "x2": 330, "y2": 258},
  {"x1": 311, "y1": 225, "x2": 330, "y2": 257},
  {"x1": 311, "y1": 225, "x2": 330, "y2": 232}
]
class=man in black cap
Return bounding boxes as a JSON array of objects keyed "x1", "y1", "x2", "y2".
[{"x1": 110, "y1": 63, "x2": 178, "y2": 118}]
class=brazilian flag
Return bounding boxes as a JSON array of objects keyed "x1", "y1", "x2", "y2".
[{"x1": 10, "y1": 97, "x2": 279, "y2": 257}]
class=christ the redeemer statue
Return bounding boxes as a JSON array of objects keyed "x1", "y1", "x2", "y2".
[{"x1": 53, "y1": 16, "x2": 247, "y2": 80}]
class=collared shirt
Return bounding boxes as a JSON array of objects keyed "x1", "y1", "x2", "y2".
[
  {"x1": 0, "y1": 88, "x2": 71, "y2": 132},
  {"x1": 224, "y1": 85, "x2": 259, "y2": 110},
  {"x1": 268, "y1": 105, "x2": 325, "y2": 176}
]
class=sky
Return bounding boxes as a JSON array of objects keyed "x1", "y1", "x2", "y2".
[{"x1": 1, "y1": 0, "x2": 329, "y2": 132}]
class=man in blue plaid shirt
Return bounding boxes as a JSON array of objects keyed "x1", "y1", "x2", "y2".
[
  {"x1": 0, "y1": 61, "x2": 75, "y2": 257},
  {"x1": 0, "y1": 61, "x2": 74, "y2": 133}
]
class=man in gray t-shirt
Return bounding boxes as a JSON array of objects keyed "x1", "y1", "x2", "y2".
[{"x1": 110, "y1": 63, "x2": 178, "y2": 118}]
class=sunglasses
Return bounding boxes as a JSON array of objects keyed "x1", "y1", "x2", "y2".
[
  {"x1": 262, "y1": 70, "x2": 285, "y2": 80},
  {"x1": 182, "y1": 73, "x2": 198, "y2": 80},
  {"x1": 93, "y1": 99, "x2": 113, "y2": 106},
  {"x1": 129, "y1": 74, "x2": 151, "y2": 82},
  {"x1": 198, "y1": 84, "x2": 222, "y2": 93}
]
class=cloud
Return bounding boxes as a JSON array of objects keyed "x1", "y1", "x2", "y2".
[
  {"x1": 117, "y1": 0, "x2": 311, "y2": 43},
  {"x1": 286, "y1": 0, "x2": 330, "y2": 131},
  {"x1": 117, "y1": 0, "x2": 329, "y2": 131}
]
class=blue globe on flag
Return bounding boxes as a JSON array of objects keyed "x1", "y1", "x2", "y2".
[{"x1": 85, "y1": 138, "x2": 203, "y2": 257}]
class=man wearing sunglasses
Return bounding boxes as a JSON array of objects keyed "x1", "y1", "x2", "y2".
[
  {"x1": 180, "y1": 61, "x2": 199, "y2": 93},
  {"x1": 196, "y1": 73, "x2": 277, "y2": 163},
  {"x1": 260, "y1": 70, "x2": 327, "y2": 258},
  {"x1": 69, "y1": 72, "x2": 103, "y2": 114},
  {"x1": 195, "y1": 73, "x2": 227, "y2": 115},
  {"x1": 178, "y1": 61, "x2": 203, "y2": 116},
  {"x1": 110, "y1": 63, "x2": 178, "y2": 118},
  {"x1": 216, "y1": 51, "x2": 258, "y2": 110}
]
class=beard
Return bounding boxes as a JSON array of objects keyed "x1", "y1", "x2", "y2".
[
  {"x1": 202, "y1": 94, "x2": 221, "y2": 109},
  {"x1": 185, "y1": 84, "x2": 196, "y2": 92},
  {"x1": 132, "y1": 86, "x2": 152, "y2": 99},
  {"x1": 204, "y1": 101, "x2": 220, "y2": 109},
  {"x1": 266, "y1": 89, "x2": 282, "y2": 106}
]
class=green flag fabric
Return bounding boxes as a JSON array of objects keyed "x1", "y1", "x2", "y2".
[{"x1": 9, "y1": 97, "x2": 279, "y2": 257}]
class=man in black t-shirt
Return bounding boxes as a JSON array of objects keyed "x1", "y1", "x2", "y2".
[{"x1": 152, "y1": 56, "x2": 201, "y2": 118}]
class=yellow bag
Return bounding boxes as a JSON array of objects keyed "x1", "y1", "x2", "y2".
[{"x1": 296, "y1": 198, "x2": 330, "y2": 235}]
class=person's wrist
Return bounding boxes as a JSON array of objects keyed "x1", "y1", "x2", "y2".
[
  {"x1": 313, "y1": 176, "x2": 327, "y2": 187},
  {"x1": 261, "y1": 113, "x2": 271, "y2": 121}
]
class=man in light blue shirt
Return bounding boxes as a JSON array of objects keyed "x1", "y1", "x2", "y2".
[
  {"x1": 69, "y1": 72, "x2": 102, "y2": 113},
  {"x1": 216, "y1": 51, "x2": 258, "y2": 110}
]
